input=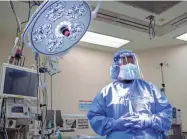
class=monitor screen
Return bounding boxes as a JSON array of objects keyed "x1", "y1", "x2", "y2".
[{"x1": 2, "y1": 66, "x2": 38, "y2": 97}]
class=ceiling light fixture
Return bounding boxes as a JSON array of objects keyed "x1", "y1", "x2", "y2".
[
  {"x1": 80, "y1": 31, "x2": 130, "y2": 48},
  {"x1": 176, "y1": 33, "x2": 187, "y2": 41}
]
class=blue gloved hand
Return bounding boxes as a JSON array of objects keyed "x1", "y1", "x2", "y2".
[
  {"x1": 112, "y1": 113, "x2": 139, "y2": 131},
  {"x1": 130, "y1": 114, "x2": 152, "y2": 129}
]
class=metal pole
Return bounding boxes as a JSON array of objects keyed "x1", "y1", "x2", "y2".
[
  {"x1": 51, "y1": 76, "x2": 52, "y2": 110},
  {"x1": 159, "y1": 62, "x2": 168, "y2": 95},
  {"x1": 41, "y1": 56, "x2": 48, "y2": 139},
  {"x1": 160, "y1": 63, "x2": 165, "y2": 89},
  {"x1": 53, "y1": 110, "x2": 56, "y2": 139}
]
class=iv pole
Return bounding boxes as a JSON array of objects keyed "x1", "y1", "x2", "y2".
[
  {"x1": 157, "y1": 62, "x2": 168, "y2": 95},
  {"x1": 160, "y1": 63, "x2": 165, "y2": 93}
]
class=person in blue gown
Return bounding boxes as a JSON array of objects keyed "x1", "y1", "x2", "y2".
[{"x1": 87, "y1": 49, "x2": 172, "y2": 139}]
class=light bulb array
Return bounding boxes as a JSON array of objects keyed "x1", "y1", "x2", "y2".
[
  {"x1": 66, "y1": 3, "x2": 86, "y2": 21},
  {"x1": 46, "y1": 35, "x2": 64, "y2": 53},
  {"x1": 45, "y1": 1, "x2": 66, "y2": 22},
  {"x1": 32, "y1": 24, "x2": 52, "y2": 43}
]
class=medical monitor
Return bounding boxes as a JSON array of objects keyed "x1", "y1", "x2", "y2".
[{"x1": 0, "y1": 63, "x2": 38, "y2": 98}]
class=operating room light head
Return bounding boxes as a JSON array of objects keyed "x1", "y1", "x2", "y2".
[{"x1": 22, "y1": 0, "x2": 95, "y2": 56}]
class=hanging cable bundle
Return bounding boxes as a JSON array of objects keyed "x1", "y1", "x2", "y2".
[
  {"x1": 21, "y1": 1, "x2": 41, "y2": 25},
  {"x1": 9, "y1": 0, "x2": 22, "y2": 36},
  {"x1": 8, "y1": 1, "x2": 41, "y2": 66},
  {"x1": 148, "y1": 15, "x2": 156, "y2": 39}
]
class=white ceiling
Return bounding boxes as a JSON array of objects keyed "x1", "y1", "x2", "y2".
[{"x1": 0, "y1": 1, "x2": 187, "y2": 53}]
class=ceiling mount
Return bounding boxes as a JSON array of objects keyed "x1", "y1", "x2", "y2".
[
  {"x1": 94, "y1": 5, "x2": 187, "y2": 37},
  {"x1": 146, "y1": 15, "x2": 155, "y2": 20},
  {"x1": 118, "y1": 1, "x2": 181, "y2": 15}
]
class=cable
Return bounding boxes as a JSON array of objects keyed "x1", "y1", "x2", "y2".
[
  {"x1": 21, "y1": 2, "x2": 39, "y2": 25},
  {"x1": 148, "y1": 16, "x2": 156, "y2": 39},
  {"x1": 10, "y1": 0, "x2": 39, "y2": 38},
  {"x1": 21, "y1": 56, "x2": 25, "y2": 67},
  {"x1": 9, "y1": 2, "x2": 37, "y2": 61},
  {"x1": 37, "y1": 1, "x2": 42, "y2": 5},
  {"x1": 9, "y1": 1, "x2": 21, "y2": 36},
  {"x1": 21, "y1": 1, "x2": 31, "y2": 25},
  {"x1": 33, "y1": 1, "x2": 41, "y2": 6}
]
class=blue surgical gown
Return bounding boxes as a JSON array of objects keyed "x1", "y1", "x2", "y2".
[{"x1": 87, "y1": 79, "x2": 172, "y2": 139}]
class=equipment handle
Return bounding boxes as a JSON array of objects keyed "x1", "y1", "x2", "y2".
[
  {"x1": 92, "y1": 1, "x2": 102, "y2": 18},
  {"x1": 22, "y1": 27, "x2": 33, "y2": 49}
]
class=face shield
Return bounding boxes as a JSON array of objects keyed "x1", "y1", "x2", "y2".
[
  {"x1": 119, "y1": 55, "x2": 136, "y2": 66},
  {"x1": 111, "y1": 50, "x2": 143, "y2": 81}
]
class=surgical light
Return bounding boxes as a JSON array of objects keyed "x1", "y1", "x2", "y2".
[
  {"x1": 23, "y1": 0, "x2": 101, "y2": 56},
  {"x1": 80, "y1": 31, "x2": 130, "y2": 48},
  {"x1": 176, "y1": 33, "x2": 187, "y2": 41}
]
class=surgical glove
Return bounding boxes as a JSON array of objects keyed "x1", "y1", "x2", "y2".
[
  {"x1": 130, "y1": 115, "x2": 152, "y2": 129},
  {"x1": 112, "y1": 113, "x2": 138, "y2": 131}
]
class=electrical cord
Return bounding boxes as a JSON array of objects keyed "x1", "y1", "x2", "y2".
[
  {"x1": 9, "y1": 1, "x2": 21, "y2": 36},
  {"x1": 21, "y1": 2, "x2": 39, "y2": 25},
  {"x1": 21, "y1": 1, "x2": 31, "y2": 25},
  {"x1": 33, "y1": 1, "x2": 41, "y2": 6},
  {"x1": 10, "y1": 0, "x2": 40, "y2": 26},
  {"x1": 149, "y1": 16, "x2": 156, "y2": 39},
  {"x1": 9, "y1": 0, "x2": 40, "y2": 59}
]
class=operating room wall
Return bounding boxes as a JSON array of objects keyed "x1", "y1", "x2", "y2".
[
  {"x1": 50, "y1": 46, "x2": 113, "y2": 113},
  {"x1": 136, "y1": 45, "x2": 187, "y2": 132}
]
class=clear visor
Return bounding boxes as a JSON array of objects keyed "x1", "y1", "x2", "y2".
[
  {"x1": 118, "y1": 53, "x2": 143, "y2": 78},
  {"x1": 119, "y1": 55, "x2": 136, "y2": 65}
]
